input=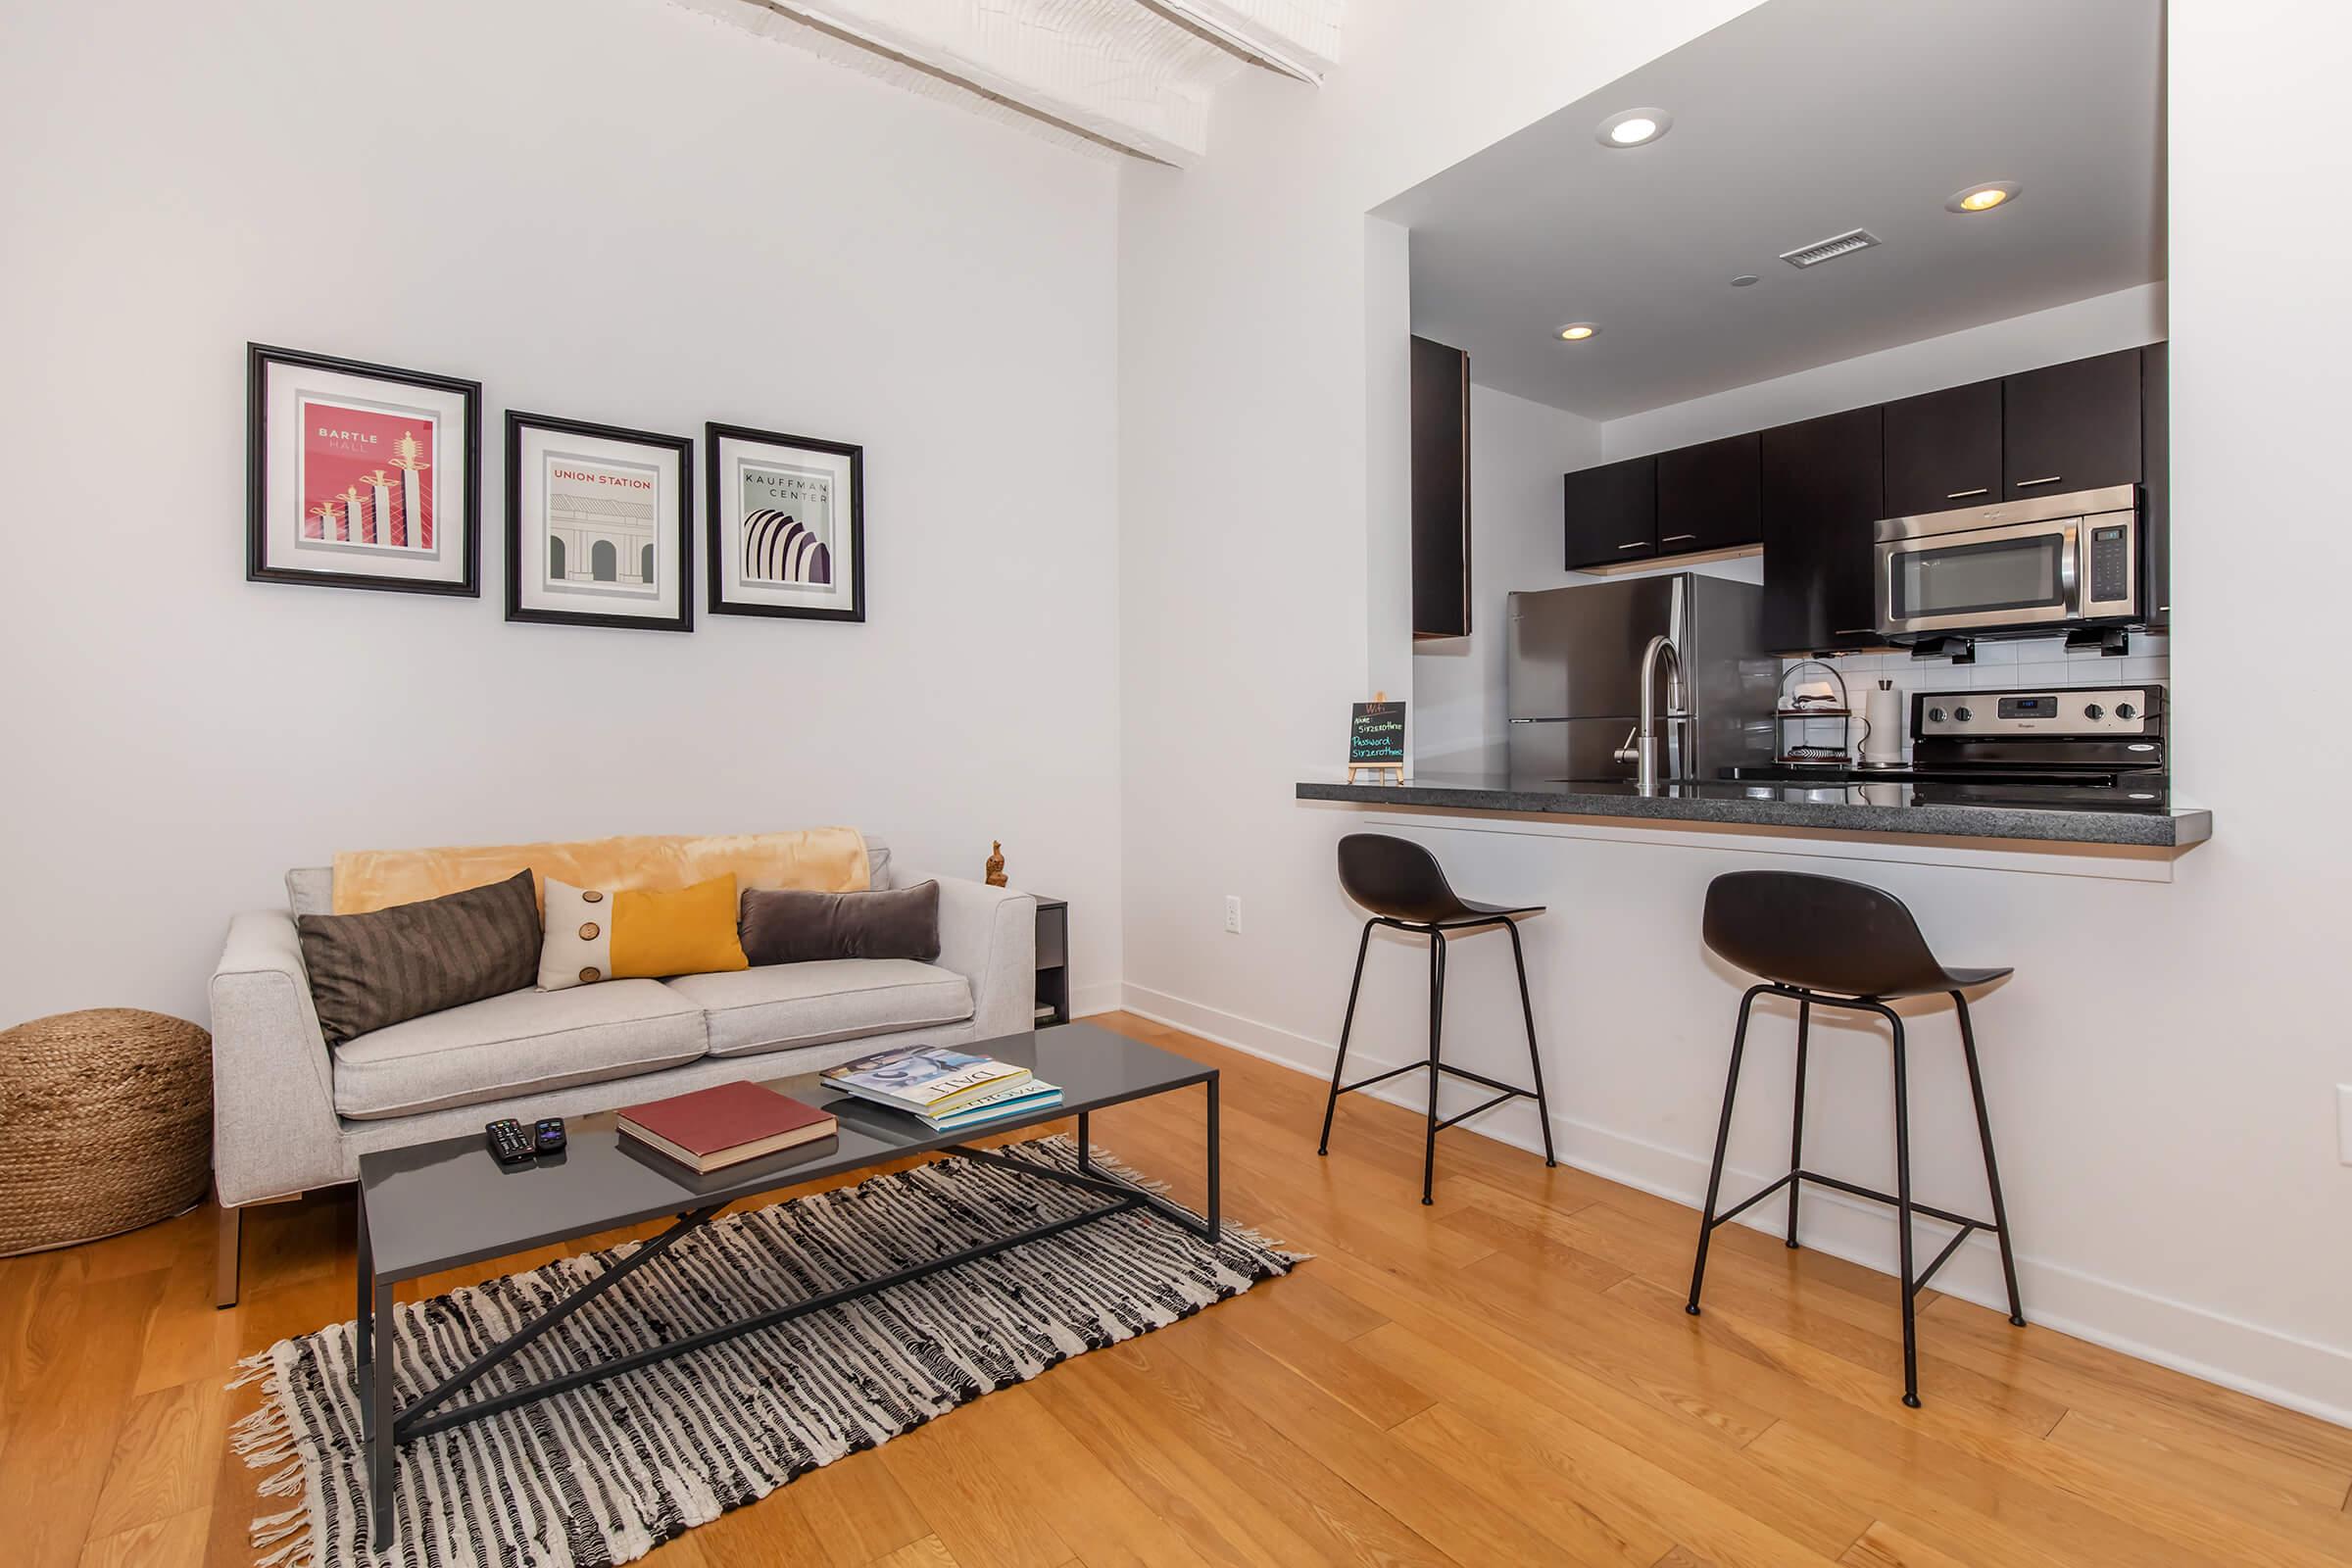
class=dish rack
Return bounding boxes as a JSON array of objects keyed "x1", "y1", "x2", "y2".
[{"x1": 1774, "y1": 660, "x2": 1852, "y2": 768}]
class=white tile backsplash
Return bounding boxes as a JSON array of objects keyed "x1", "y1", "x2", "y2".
[{"x1": 1781, "y1": 632, "x2": 2167, "y2": 762}]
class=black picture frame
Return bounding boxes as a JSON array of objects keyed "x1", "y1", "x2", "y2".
[
  {"x1": 504, "y1": 411, "x2": 695, "y2": 633},
  {"x1": 706, "y1": 421, "x2": 866, "y2": 623},
  {"x1": 246, "y1": 343, "x2": 482, "y2": 596}
]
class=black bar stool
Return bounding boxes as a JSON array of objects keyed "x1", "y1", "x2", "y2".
[
  {"x1": 1686, "y1": 869, "x2": 2025, "y2": 1407},
  {"x1": 1318, "y1": 832, "x2": 1557, "y2": 1204}
]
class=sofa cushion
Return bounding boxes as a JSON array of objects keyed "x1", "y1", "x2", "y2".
[
  {"x1": 663, "y1": 959, "x2": 973, "y2": 1059},
  {"x1": 333, "y1": 980, "x2": 707, "y2": 1119}
]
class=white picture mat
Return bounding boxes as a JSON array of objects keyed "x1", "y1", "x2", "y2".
[
  {"x1": 715, "y1": 436, "x2": 858, "y2": 612},
  {"x1": 513, "y1": 425, "x2": 682, "y2": 618},
  {"x1": 265, "y1": 363, "x2": 470, "y2": 581}
]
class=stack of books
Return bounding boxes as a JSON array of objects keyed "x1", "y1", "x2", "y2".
[
  {"x1": 617, "y1": 1081, "x2": 839, "y2": 1174},
  {"x1": 821, "y1": 1046, "x2": 1061, "y2": 1132}
]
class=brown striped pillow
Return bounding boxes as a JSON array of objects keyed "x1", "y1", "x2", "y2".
[{"x1": 296, "y1": 870, "x2": 542, "y2": 1045}]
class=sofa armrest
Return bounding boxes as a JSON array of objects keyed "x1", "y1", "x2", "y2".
[
  {"x1": 209, "y1": 910, "x2": 346, "y2": 1205},
  {"x1": 921, "y1": 875, "x2": 1036, "y2": 1039}
]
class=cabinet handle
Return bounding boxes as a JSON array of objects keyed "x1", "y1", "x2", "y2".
[
  {"x1": 1661, "y1": 533, "x2": 1697, "y2": 543},
  {"x1": 1833, "y1": 627, "x2": 1875, "y2": 635},
  {"x1": 1617, "y1": 541, "x2": 1649, "y2": 551},
  {"x1": 2015, "y1": 474, "x2": 2062, "y2": 487},
  {"x1": 1945, "y1": 487, "x2": 1989, "y2": 500}
]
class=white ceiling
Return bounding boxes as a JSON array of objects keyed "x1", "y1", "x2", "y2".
[{"x1": 1383, "y1": 0, "x2": 2165, "y2": 421}]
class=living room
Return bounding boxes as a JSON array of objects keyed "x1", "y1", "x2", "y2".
[{"x1": 4, "y1": 1, "x2": 2349, "y2": 1565}]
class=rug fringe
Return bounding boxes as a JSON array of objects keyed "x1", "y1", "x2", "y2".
[
  {"x1": 225, "y1": 1348, "x2": 277, "y2": 1390},
  {"x1": 255, "y1": 1456, "x2": 305, "y2": 1497}
]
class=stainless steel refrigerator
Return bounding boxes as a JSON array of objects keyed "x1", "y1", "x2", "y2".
[{"x1": 1506, "y1": 573, "x2": 1777, "y2": 784}]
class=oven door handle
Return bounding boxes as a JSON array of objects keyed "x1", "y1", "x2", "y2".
[{"x1": 2059, "y1": 521, "x2": 2081, "y2": 612}]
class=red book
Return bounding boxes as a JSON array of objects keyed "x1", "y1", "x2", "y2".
[{"x1": 616, "y1": 1081, "x2": 838, "y2": 1173}]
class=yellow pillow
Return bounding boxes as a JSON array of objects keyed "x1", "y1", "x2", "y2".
[{"x1": 538, "y1": 875, "x2": 748, "y2": 990}]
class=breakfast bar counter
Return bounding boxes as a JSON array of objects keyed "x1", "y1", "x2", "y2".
[{"x1": 1296, "y1": 770, "x2": 2211, "y2": 850}]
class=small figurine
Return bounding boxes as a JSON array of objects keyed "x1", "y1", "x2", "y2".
[{"x1": 985, "y1": 841, "x2": 1007, "y2": 887}]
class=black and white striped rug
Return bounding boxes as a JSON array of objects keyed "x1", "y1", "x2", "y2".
[{"x1": 229, "y1": 1136, "x2": 1297, "y2": 1567}]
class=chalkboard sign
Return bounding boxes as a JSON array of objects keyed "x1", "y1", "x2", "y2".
[{"x1": 1347, "y1": 699, "x2": 1406, "y2": 783}]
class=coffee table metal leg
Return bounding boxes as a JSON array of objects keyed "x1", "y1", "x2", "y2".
[
  {"x1": 1205, "y1": 1072, "x2": 1221, "y2": 1245},
  {"x1": 369, "y1": 1276, "x2": 396, "y2": 1548},
  {"x1": 1076, "y1": 1110, "x2": 1092, "y2": 1175},
  {"x1": 356, "y1": 1200, "x2": 373, "y2": 1430}
]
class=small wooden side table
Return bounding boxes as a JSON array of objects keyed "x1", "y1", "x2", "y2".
[{"x1": 1033, "y1": 896, "x2": 1070, "y2": 1027}]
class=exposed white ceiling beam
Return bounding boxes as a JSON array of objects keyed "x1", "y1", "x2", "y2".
[
  {"x1": 1135, "y1": 0, "x2": 1338, "y2": 84},
  {"x1": 681, "y1": 0, "x2": 1246, "y2": 165}
]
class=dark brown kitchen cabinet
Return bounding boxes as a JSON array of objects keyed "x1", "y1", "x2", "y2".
[
  {"x1": 1760, "y1": 406, "x2": 1884, "y2": 654},
  {"x1": 1409, "y1": 334, "x2": 1471, "y2": 638},
  {"x1": 1883, "y1": 379, "x2": 2002, "y2": 517},
  {"x1": 1563, "y1": 455, "x2": 1657, "y2": 570},
  {"x1": 2002, "y1": 348, "x2": 2141, "y2": 501},
  {"x1": 2141, "y1": 341, "x2": 2170, "y2": 629},
  {"x1": 1656, "y1": 432, "x2": 1761, "y2": 555}
]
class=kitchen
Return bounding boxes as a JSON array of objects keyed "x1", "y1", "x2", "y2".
[
  {"x1": 1283, "y1": 0, "x2": 2322, "y2": 1419},
  {"x1": 1309, "y1": 0, "x2": 2199, "y2": 853}
]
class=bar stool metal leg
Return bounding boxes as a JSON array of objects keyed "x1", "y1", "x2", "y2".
[
  {"x1": 1504, "y1": 918, "x2": 1558, "y2": 1168},
  {"x1": 1422, "y1": 930, "x2": 1447, "y2": 1204},
  {"x1": 1319, "y1": 920, "x2": 1376, "y2": 1156},
  {"x1": 1955, "y1": 991, "x2": 2028, "y2": 1327},
  {"x1": 1687, "y1": 984, "x2": 1763, "y2": 1315},
  {"x1": 1786, "y1": 997, "x2": 1811, "y2": 1249},
  {"x1": 1887, "y1": 1005, "x2": 1922, "y2": 1407}
]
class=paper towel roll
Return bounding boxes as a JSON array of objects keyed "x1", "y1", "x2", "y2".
[{"x1": 1862, "y1": 680, "x2": 1905, "y2": 767}]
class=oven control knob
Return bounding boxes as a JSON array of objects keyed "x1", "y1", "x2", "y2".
[
  {"x1": 2116, "y1": 702, "x2": 2137, "y2": 721},
  {"x1": 1927, "y1": 707, "x2": 1947, "y2": 724},
  {"x1": 2083, "y1": 703, "x2": 2105, "y2": 721},
  {"x1": 1953, "y1": 706, "x2": 1974, "y2": 723}
]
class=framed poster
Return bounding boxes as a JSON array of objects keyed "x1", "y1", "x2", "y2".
[
  {"x1": 706, "y1": 422, "x2": 865, "y2": 622},
  {"x1": 505, "y1": 412, "x2": 693, "y2": 632},
  {"x1": 246, "y1": 343, "x2": 481, "y2": 595}
]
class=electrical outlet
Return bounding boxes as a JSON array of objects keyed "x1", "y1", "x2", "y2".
[
  {"x1": 1223, "y1": 896, "x2": 1242, "y2": 935},
  {"x1": 2339, "y1": 1085, "x2": 2352, "y2": 1165}
]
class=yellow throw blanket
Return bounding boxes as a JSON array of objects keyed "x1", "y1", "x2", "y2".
[{"x1": 331, "y1": 828, "x2": 871, "y2": 915}]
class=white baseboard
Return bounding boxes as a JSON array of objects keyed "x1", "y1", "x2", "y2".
[{"x1": 1120, "y1": 981, "x2": 2352, "y2": 1431}]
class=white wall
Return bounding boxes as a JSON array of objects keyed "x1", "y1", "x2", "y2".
[
  {"x1": 1410, "y1": 383, "x2": 1600, "y2": 772},
  {"x1": 0, "y1": 0, "x2": 1123, "y2": 1025},
  {"x1": 1121, "y1": 0, "x2": 2352, "y2": 1424},
  {"x1": 1603, "y1": 280, "x2": 2168, "y2": 459}
]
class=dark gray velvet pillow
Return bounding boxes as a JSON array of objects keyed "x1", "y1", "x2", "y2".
[
  {"x1": 740, "y1": 880, "x2": 941, "y2": 965},
  {"x1": 297, "y1": 869, "x2": 542, "y2": 1045}
]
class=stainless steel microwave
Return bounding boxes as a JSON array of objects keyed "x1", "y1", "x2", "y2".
[{"x1": 1874, "y1": 483, "x2": 2141, "y2": 639}]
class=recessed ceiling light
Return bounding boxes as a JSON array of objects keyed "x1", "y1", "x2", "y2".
[
  {"x1": 1556, "y1": 322, "x2": 1600, "y2": 341},
  {"x1": 1594, "y1": 108, "x2": 1672, "y2": 148},
  {"x1": 1730, "y1": 274, "x2": 1759, "y2": 288},
  {"x1": 1947, "y1": 181, "x2": 2019, "y2": 213}
]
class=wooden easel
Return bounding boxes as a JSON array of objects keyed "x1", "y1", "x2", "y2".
[{"x1": 1347, "y1": 691, "x2": 1406, "y2": 785}]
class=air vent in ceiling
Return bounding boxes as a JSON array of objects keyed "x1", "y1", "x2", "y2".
[{"x1": 1780, "y1": 228, "x2": 1882, "y2": 269}]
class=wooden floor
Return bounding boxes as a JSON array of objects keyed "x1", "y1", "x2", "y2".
[{"x1": 5, "y1": 1011, "x2": 2350, "y2": 1567}]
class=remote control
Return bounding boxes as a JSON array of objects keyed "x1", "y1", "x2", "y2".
[
  {"x1": 534, "y1": 1117, "x2": 566, "y2": 1155},
  {"x1": 485, "y1": 1118, "x2": 534, "y2": 1165}
]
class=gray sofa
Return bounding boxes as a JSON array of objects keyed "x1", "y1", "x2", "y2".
[{"x1": 208, "y1": 836, "x2": 1035, "y2": 1304}]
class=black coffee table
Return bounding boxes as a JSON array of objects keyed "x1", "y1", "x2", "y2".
[{"x1": 352, "y1": 1022, "x2": 1218, "y2": 1545}]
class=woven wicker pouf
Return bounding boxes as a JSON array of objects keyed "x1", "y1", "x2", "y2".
[{"x1": 0, "y1": 1008, "x2": 213, "y2": 1255}]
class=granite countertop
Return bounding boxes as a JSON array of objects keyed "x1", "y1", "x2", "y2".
[{"x1": 1295, "y1": 769, "x2": 2211, "y2": 849}]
